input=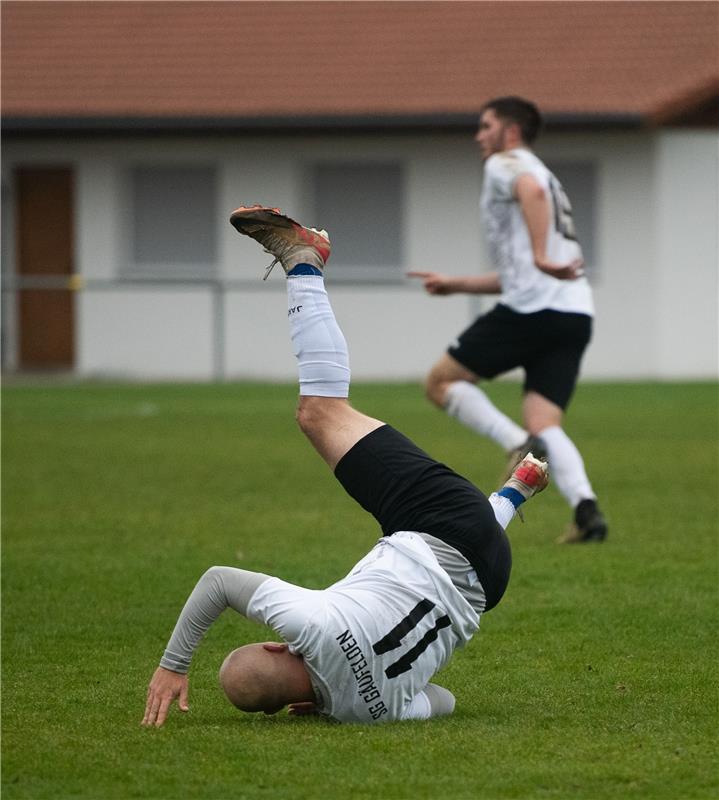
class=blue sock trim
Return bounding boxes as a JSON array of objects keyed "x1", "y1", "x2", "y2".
[
  {"x1": 498, "y1": 487, "x2": 525, "y2": 508},
  {"x1": 287, "y1": 263, "x2": 323, "y2": 277}
]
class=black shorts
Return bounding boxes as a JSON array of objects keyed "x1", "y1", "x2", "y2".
[
  {"x1": 334, "y1": 425, "x2": 511, "y2": 611},
  {"x1": 449, "y1": 304, "x2": 593, "y2": 410}
]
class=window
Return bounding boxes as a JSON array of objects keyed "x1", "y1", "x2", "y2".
[
  {"x1": 545, "y1": 162, "x2": 598, "y2": 274},
  {"x1": 126, "y1": 166, "x2": 217, "y2": 277},
  {"x1": 311, "y1": 162, "x2": 404, "y2": 281}
]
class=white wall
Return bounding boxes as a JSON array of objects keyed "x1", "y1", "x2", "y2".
[
  {"x1": 223, "y1": 282, "x2": 470, "y2": 381},
  {"x1": 537, "y1": 132, "x2": 658, "y2": 379},
  {"x1": 653, "y1": 130, "x2": 718, "y2": 378},
  {"x1": 80, "y1": 287, "x2": 216, "y2": 380},
  {"x1": 2, "y1": 128, "x2": 717, "y2": 381}
]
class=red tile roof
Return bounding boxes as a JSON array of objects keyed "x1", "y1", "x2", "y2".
[{"x1": 2, "y1": 1, "x2": 717, "y2": 128}]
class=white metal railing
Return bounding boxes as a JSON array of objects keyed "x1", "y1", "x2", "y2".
[{"x1": 1, "y1": 273, "x2": 261, "y2": 380}]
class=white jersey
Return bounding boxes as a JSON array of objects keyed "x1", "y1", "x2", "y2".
[
  {"x1": 480, "y1": 147, "x2": 594, "y2": 316},
  {"x1": 247, "y1": 532, "x2": 479, "y2": 724}
]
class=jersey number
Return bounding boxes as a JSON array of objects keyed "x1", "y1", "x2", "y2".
[
  {"x1": 549, "y1": 176, "x2": 578, "y2": 242},
  {"x1": 372, "y1": 598, "x2": 451, "y2": 679}
]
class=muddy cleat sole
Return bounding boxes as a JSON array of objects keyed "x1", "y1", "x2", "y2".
[
  {"x1": 558, "y1": 498, "x2": 608, "y2": 544},
  {"x1": 229, "y1": 205, "x2": 330, "y2": 279}
]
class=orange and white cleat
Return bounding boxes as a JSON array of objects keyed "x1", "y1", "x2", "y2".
[
  {"x1": 504, "y1": 452, "x2": 549, "y2": 501},
  {"x1": 229, "y1": 205, "x2": 330, "y2": 280},
  {"x1": 499, "y1": 453, "x2": 549, "y2": 521},
  {"x1": 502, "y1": 434, "x2": 548, "y2": 484}
]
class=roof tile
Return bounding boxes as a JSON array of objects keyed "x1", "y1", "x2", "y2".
[{"x1": 2, "y1": 1, "x2": 717, "y2": 123}]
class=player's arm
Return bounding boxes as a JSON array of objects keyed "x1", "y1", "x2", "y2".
[
  {"x1": 514, "y1": 174, "x2": 583, "y2": 280},
  {"x1": 402, "y1": 683, "x2": 456, "y2": 721},
  {"x1": 407, "y1": 271, "x2": 502, "y2": 295},
  {"x1": 142, "y1": 566, "x2": 270, "y2": 727}
]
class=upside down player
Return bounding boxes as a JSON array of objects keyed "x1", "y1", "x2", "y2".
[{"x1": 142, "y1": 207, "x2": 548, "y2": 727}]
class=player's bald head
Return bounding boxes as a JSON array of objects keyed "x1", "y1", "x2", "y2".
[{"x1": 219, "y1": 643, "x2": 309, "y2": 715}]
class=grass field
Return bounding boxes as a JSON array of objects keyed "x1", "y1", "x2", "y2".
[{"x1": 2, "y1": 380, "x2": 717, "y2": 799}]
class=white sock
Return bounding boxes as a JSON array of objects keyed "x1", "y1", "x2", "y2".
[
  {"x1": 489, "y1": 493, "x2": 516, "y2": 529},
  {"x1": 538, "y1": 425, "x2": 595, "y2": 508},
  {"x1": 444, "y1": 381, "x2": 527, "y2": 451},
  {"x1": 286, "y1": 275, "x2": 350, "y2": 397}
]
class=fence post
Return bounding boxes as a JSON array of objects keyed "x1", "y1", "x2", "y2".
[{"x1": 212, "y1": 280, "x2": 225, "y2": 382}]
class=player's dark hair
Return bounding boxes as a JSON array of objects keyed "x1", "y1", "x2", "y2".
[{"x1": 480, "y1": 96, "x2": 543, "y2": 144}]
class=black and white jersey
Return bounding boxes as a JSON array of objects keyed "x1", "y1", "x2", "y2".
[
  {"x1": 481, "y1": 147, "x2": 594, "y2": 316},
  {"x1": 247, "y1": 532, "x2": 479, "y2": 723}
]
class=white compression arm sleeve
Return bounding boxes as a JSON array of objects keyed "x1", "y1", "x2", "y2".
[{"x1": 159, "y1": 566, "x2": 270, "y2": 674}]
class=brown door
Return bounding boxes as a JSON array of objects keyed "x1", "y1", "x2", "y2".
[{"x1": 16, "y1": 167, "x2": 75, "y2": 368}]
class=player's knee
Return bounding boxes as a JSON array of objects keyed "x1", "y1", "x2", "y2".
[
  {"x1": 295, "y1": 397, "x2": 325, "y2": 436},
  {"x1": 425, "y1": 356, "x2": 468, "y2": 409},
  {"x1": 524, "y1": 393, "x2": 563, "y2": 433},
  {"x1": 422, "y1": 367, "x2": 439, "y2": 404},
  {"x1": 424, "y1": 372, "x2": 449, "y2": 409},
  {"x1": 295, "y1": 402, "x2": 311, "y2": 435}
]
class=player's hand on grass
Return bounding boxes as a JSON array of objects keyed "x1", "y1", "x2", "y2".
[
  {"x1": 534, "y1": 257, "x2": 584, "y2": 280},
  {"x1": 407, "y1": 271, "x2": 455, "y2": 295},
  {"x1": 142, "y1": 666, "x2": 189, "y2": 728}
]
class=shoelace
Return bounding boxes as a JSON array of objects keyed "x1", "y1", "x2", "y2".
[
  {"x1": 259, "y1": 230, "x2": 297, "y2": 280},
  {"x1": 259, "y1": 227, "x2": 328, "y2": 280},
  {"x1": 262, "y1": 253, "x2": 281, "y2": 280}
]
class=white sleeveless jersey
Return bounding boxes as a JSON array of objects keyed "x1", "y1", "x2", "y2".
[
  {"x1": 480, "y1": 148, "x2": 594, "y2": 316},
  {"x1": 247, "y1": 532, "x2": 479, "y2": 723}
]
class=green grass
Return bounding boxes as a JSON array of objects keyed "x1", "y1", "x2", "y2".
[{"x1": 2, "y1": 381, "x2": 718, "y2": 799}]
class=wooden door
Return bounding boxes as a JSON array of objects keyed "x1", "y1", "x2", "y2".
[{"x1": 16, "y1": 167, "x2": 75, "y2": 368}]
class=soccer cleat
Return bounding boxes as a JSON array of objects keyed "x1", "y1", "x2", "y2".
[
  {"x1": 503, "y1": 452, "x2": 549, "y2": 501},
  {"x1": 229, "y1": 205, "x2": 330, "y2": 279},
  {"x1": 558, "y1": 498, "x2": 608, "y2": 544},
  {"x1": 503, "y1": 435, "x2": 548, "y2": 484}
]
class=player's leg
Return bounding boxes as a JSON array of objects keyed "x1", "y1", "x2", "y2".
[
  {"x1": 424, "y1": 351, "x2": 479, "y2": 408},
  {"x1": 295, "y1": 397, "x2": 383, "y2": 471},
  {"x1": 283, "y1": 261, "x2": 385, "y2": 467},
  {"x1": 523, "y1": 390, "x2": 594, "y2": 504},
  {"x1": 521, "y1": 312, "x2": 607, "y2": 543},
  {"x1": 229, "y1": 205, "x2": 384, "y2": 470},
  {"x1": 424, "y1": 310, "x2": 530, "y2": 454}
]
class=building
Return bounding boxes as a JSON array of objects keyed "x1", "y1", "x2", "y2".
[{"x1": 2, "y1": 1, "x2": 717, "y2": 381}]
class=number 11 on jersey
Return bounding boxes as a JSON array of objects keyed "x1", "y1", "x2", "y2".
[{"x1": 373, "y1": 599, "x2": 452, "y2": 679}]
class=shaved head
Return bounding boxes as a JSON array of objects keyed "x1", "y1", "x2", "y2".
[{"x1": 219, "y1": 643, "x2": 313, "y2": 715}]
